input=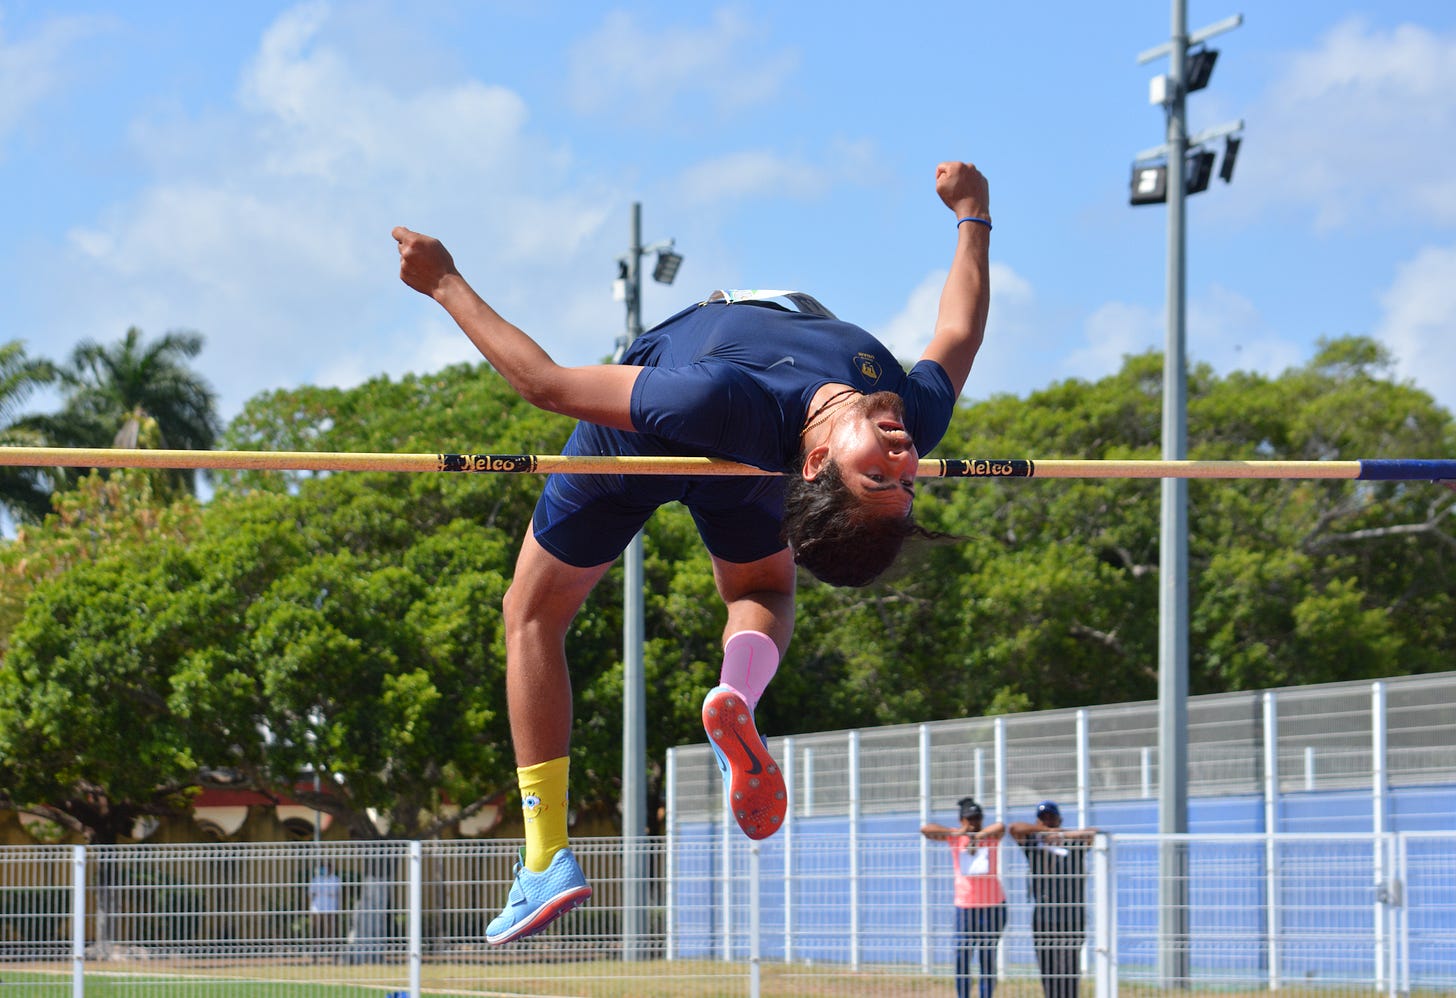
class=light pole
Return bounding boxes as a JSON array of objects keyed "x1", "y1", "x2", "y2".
[
  {"x1": 1132, "y1": 2, "x2": 1242, "y2": 987},
  {"x1": 613, "y1": 202, "x2": 682, "y2": 958}
]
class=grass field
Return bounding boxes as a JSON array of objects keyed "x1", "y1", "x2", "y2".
[{"x1": 1, "y1": 963, "x2": 1422, "y2": 997}]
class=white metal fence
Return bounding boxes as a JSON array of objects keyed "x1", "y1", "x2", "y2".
[
  {"x1": 3, "y1": 831, "x2": 1454, "y2": 996},
  {"x1": 668, "y1": 675, "x2": 1456, "y2": 834}
]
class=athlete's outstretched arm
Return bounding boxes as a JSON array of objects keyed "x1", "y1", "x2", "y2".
[
  {"x1": 393, "y1": 226, "x2": 640, "y2": 430},
  {"x1": 918, "y1": 161, "x2": 991, "y2": 397}
]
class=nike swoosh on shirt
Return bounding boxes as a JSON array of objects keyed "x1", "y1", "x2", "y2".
[
  {"x1": 733, "y1": 732, "x2": 764, "y2": 774},
  {"x1": 768, "y1": 356, "x2": 795, "y2": 369}
]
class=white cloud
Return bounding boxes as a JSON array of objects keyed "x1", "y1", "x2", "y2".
[
  {"x1": 876, "y1": 262, "x2": 1052, "y2": 399},
  {"x1": 1063, "y1": 300, "x2": 1162, "y2": 381},
  {"x1": 880, "y1": 265, "x2": 1314, "y2": 404},
  {"x1": 1187, "y1": 284, "x2": 1305, "y2": 380},
  {"x1": 1243, "y1": 17, "x2": 1456, "y2": 229},
  {"x1": 676, "y1": 149, "x2": 824, "y2": 205},
  {"x1": 1061, "y1": 285, "x2": 1301, "y2": 390},
  {"x1": 1375, "y1": 243, "x2": 1456, "y2": 411},
  {"x1": 237, "y1": 4, "x2": 541, "y2": 192},
  {"x1": 313, "y1": 313, "x2": 479, "y2": 395},
  {"x1": 72, "y1": 183, "x2": 359, "y2": 287},
  {"x1": 872, "y1": 263, "x2": 1302, "y2": 402},
  {"x1": 876, "y1": 269, "x2": 944, "y2": 363},
  {"x1": 48, "y1": 2, "x2": 623, "y2": 419},
  {"x1": 565, "y1": 8, "x2": 797, "y2": 123},
  {"x1": 674, "y1": 138, "x2": 879, "y2": 209},
  {"x1": 0, "y1": 11, "x2": 104, "y2": 149}
]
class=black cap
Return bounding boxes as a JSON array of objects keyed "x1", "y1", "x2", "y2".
[
  {"x1": 1036, "y1": 800, "x2": 1061, "y2": 820},
  {"x1": 958, "y1": 797, "x2": 983, "y2": 822}
]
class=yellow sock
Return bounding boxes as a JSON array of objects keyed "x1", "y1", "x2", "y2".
[{"x1": 517, "y1": 757, "x2": 570, "y2": 873}]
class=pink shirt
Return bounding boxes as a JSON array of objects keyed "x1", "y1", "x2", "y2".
[{"x1": 949, "y1": 835, "x2": 1006, "y2": 908}]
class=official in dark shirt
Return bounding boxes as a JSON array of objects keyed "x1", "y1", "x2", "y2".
[{"x1": 1010, "y1": 801, "x2": 1099, "y2": 998}]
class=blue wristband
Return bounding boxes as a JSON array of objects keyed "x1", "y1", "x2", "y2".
[{"x1": 957, "y1": 216, "x2": 992, "y2": 231}]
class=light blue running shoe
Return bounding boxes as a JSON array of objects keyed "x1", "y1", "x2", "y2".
[{"x1": 485, "y1": 847, "x2": 592, "y2": 945}]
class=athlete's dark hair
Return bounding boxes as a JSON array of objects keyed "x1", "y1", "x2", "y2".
[{"x1": 782, "y1": 457, "x2": 928, "y2": 588}]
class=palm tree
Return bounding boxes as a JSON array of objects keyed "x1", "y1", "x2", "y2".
[
  {"x1": 0, "y1": 340, "x2": 60, "y2": 524},
  {"x1": 51, "y1": 327, "x2": 222, "y2": 496}
]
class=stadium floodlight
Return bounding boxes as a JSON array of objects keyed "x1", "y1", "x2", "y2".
[
  {"x1": 1131, "y1": 163, "x2": 1169, "y2": 205},
  {"x1": 1185, "y1": 48, "x2": 1218, "y2": 91},
  {"x1": 652, "y1": 247, "x2": 683, "y2": 285},
  {"x1": 1131, "y1": 7, "x2": 1243, "y2": 989},
  {"x1": 616, "y1": 203, "x2": 681, "y2": 961},
  {"x1": 612, "y1": 259, "x2": 629, "y2": 302},
  {"x1": 1186, "y1": 149, "x2": 1217, "y2": 194},
  {"x1": 1219, "y1": 135, "x2": 1241, "y2": 183}
]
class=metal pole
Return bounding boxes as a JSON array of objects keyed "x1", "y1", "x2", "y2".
[
  {"x1": 1396, "y1": 832, "x2": 1410, "y2": 998},
  {"x1": 1076, "y1": 709, "x2": 1091, "y2": 827},
  {"x1": 783, "y1": 736, "x2": 796, "y2": 964},
  {"x1": 71, "y1": 845, "x2": 86, "y2": 998},
  {"x1": 849, "y1": 730, "x2": 862, "y2": 973},
  {"x1": 1076, "y1": 709, "x2": 1093, "y2": 982},
  {"x1": 408, "y1": 841, "x2": 422, "y2": 998},
  {"x1": 665, "y1": 747, "x2": 677, "y2": 961},
  {"x1": 1093, "y1": 833, "x2": 1118, "y2": 998},
  {"x1": 1372, "y1": 681, "x2": 1389, "y2": 992},
  {"x1": 1262, "y1": 691, "x2": 1281, "y2": 991},
  {"x1": 993, "y1": 719, "x2": 1008, "y2": 820},
  {"x1": 1158, "y1": 0, "x2": 1192, "y2": 987},
  {"x1": 722, "y1": 777, "x2": 734, "y2": 962},
  {"x1": 750, "y1": 842, "x2": 763, "y2": 998},
  {"x1": 994, "y1": 717, "x2": 1009, "y2": 986},
  {"x1": 803, "y1": 747, "x2": 815, "y2": 817},
  {"x1": 918, "y1": 724, "x2": 932, "y2": 975},
  {"x1": 622, "y1": 201, "x2": 648, "y2": 959}
]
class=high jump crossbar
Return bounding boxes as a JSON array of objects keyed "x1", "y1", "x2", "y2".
[{"x1": 0, "y1": 447, "x2": 1453, "y2": 483}]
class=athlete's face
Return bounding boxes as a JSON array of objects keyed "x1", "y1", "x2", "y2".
[{"x1": 820, "y1": 391, "x2": 919, "y2": 518}]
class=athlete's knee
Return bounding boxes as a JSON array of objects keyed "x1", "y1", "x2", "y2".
[
  {"x1": 501, "y1": 579, "x2": 548, "y2": 644},
  {"x1": 501, "y1": 579, "x2": 548, "y2": 632},
  {"x1": 501, "y1": 572, "x2": 590, "y2": 644}
]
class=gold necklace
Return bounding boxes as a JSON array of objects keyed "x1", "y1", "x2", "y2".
[{"x1": 799, "y1": 387, "x2": 860, "y2": 437}]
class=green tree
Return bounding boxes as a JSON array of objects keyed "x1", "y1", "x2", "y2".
[
  {"x1": 211, "y1": 339, "x2": 1452, "y2": 816},
  {"x1": 0, "y1": 471, "x2": 202, "y2": 650},
  {"x1": 0, "y1": 469, "x2": 203, "y2": 839},
  {"x1": 3, "y1": 337, "x2": 1449, "y2": 843},
  {"x1": 0, "y1": 539, "x2": 202, "y2": 842},
  {"x1": 210, "y1": 365, "x2": 587, "y2": 832},
  {"x1": 0, "y1": 340, "x2": 59, "y2": 523},
  {"x1": 0, "y1": 364, "x2": 567, "y2": 841},
  {"x1": 748, "y1": 338, "x2": 1452, "y2": 731},
  {"x1": 47, "y1": 327, "x2": 222, "y2": 496},
  {"x1": 165, "y1": 495, "x2": 519, "y2": 839}
]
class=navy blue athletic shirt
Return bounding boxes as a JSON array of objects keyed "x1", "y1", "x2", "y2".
[{"x1": 532, "y1": 300, "x2": 956, "y2": 567}]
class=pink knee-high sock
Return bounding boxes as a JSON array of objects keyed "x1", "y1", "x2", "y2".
[{"x1": 719, "y1": 630, "x2": 780, "y2": 712}]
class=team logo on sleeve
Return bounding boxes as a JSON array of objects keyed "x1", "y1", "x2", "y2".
[{"x1": 855, "y1": 352, "x2": 883, "y2": 385}]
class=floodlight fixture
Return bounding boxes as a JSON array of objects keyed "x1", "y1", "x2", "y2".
[
  {"x1": 1219, "y1": 135, "x2": 1241, "y2": 183},
  {"x1": 1185, "y1": 48, "x2": 1219, "y2": 92},
  {"x1": 1149, "y1": 74, "x2": 1172, "y2": 106},
  {"x1": 652, "y1": 247, "x2": 683, "y2": 285},
  {"x1": 612, "y1": 259, "x2": 629, "y2": 302},
  {"x1": 1130, "y1": 162, "x2": 1168, "y2": 206},
  {"x1": 1185, "y1": 148, "x2": 1217, "y2": 194}
]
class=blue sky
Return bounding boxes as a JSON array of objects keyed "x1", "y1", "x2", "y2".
[{"x1": 4, "y1": 1, "x2": 1456, "y2": 435}]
